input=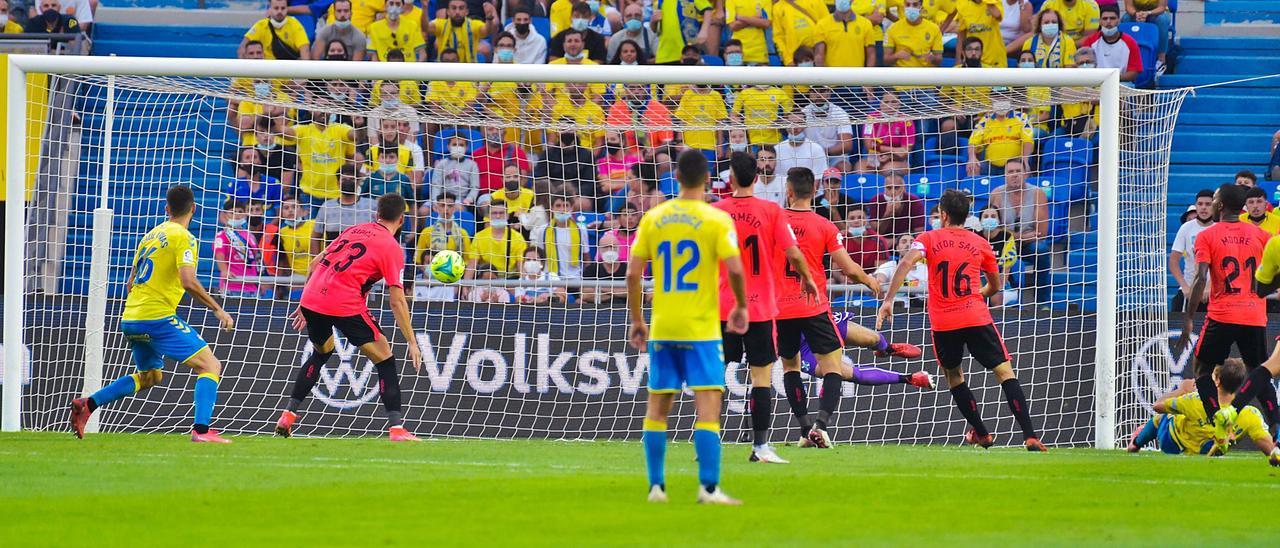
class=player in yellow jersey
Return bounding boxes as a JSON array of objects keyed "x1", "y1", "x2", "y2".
[
  {"x1": 628, "y1": 150, "x2": 749, "y2": 505},
  {"x1": 70, "y1": 187, "x2": 236, "y2": 443},
  {"x1": 1128, "y1": 360, "x2": 1280, "y2": 464}
]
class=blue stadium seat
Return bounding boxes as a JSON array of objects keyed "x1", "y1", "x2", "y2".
[
  {"x1": 431, "y1": 127, "x2": 482, "y2": 161},
  {"x1": 841, "y1": 172, "x2": 884, "y2": 202},
  {"x1": 959, "y1": 174, "x2": 1003, "y2": 205},
  {"x1": 1042, "y1": 136, "x2": 1092, "y2": 168},
  {"x1": 532, "y1": 16, "x2": 552, "y2": 41},
  {"x1": 1124, "y1": 22, "x2": 1160, "y2": 88},
  {"x1": 702, "y1": 55, "x2": 725, "y2": 66},
  {"x1": 922, "y1": 136, "x2": 968, "y2": 166},
  {"x1": 909, "y1": 165, "x2": 964, "y2": 200}
]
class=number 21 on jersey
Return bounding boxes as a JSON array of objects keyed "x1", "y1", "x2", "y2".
[{"x1": 656, "y1": 240, "x2": 699, "y2": 292}]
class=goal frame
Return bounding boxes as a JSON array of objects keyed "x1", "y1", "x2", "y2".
[{"x1": 1, "y1": 55, "x2": 1122, "y2": 447}]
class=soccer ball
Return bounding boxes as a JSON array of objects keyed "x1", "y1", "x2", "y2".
[{"x1": 429, "y1": 250, "x2": 465, "y2": 284}]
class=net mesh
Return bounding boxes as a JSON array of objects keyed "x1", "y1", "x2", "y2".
[{"x1": 10, "y1": 69, "x2": 1187, "y2": 446}]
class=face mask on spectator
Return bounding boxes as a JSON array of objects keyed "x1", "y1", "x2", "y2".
[
  {"x1": 523, "y1": 260, "x2": 543, "y2": 275},
  {"x1": 905, "y1": 7, "x2": 921, "y2": 22},
  {"x1": 226, "y1": 218, "x2": 247, "y2": 229},
  {"x1": 335, "y1": 20, "x2": 352, "y2": 29},
  {"x1": 253, "y1": 82, "x2": 271, "y2": 98},
  {"x1": 1041, "y1": 23, "x2": 1059, "y2": 38},
  {"x1": 726, "y1": 52, "x2": 743, "y2": 66},
  {"x1": 249, "y1": 216, "x2": 265, "y2": 229},
  {"x1": 587, "y1": 0, "x2": 599, "y2": 13},
  {"x1": 255, "y1": 141, "x2": 276, "y2": 151},
  {"x1": 835, "y1": 0, "x2": 852, "y2": 12},
  {"x1": 930, "y1": 218, "x2": 942, "y2": 230},
  {"x1": 625, "y1": 18, "x2": 642, "y2": 33},
  {"x1": 449, "y1": 145, "x2": 466, "y2": 159},
  {"x1": 515, "y1": 22, "x2": 530, "y2": 34},
  {"x1": 992, "y1": 100, "x2": 1011, "y2": 113},
  {"x1": 981, "y1": 217, "x2": 999, "y2": 231},
  {"x1": 682, "y1": 58, "x2": 700, "y2": 66},
  {"x1": 566, "y1": 51, "x2": 585, "y2": 61},
  {"x1": 383, "y1": 97, "x2": 402, "y2": 108},
  {"x1": 379, "y1": 162, "x2": 398, "y2": 174},
  {"x1": 268, "y1": 15, "x2": 286, "y2": 28},
  {"x1": 496, "y1": 48, "x2": 515, "y2": 63},
  {"x1": 571, "y1": 18, "x2": 589, "y2": 31},
  {"x1": 505, "y1": 178, "x2": 521, "y2": 192},
  {"x1": 554, "y1": 212, "x2": 572, "y2": 223},
  {"x1": 797, "y1": 61, "x2": 814, "y2": 68},
  {"x1": 729, "y1": 142, "x2": 748, "y2": 152},
  {"x1": 621, "y1": 60, "x2": 638, "y2": 66},
  {"x1": 1018, "y1": 61, "x2": 1035, "y2": 69},
  {"x1": 849, "y1": 225, "x2": 866, "y2": 237},
  {"x1": 601, "y1": 249, "x2": 620, "y2": 263},
  {"x1": 1078, "y1": 61, "x2": 1096, "y2": 68},
  {"x1": 281, "y1": 217, "x2": 301, "y2": 228},
  {"x1": 386, "y1": 5, "x2": 402, "y2": 19},
  {"x1": 810, "y1": 101, "x2": 828, "y2": 114},
  {"x1": 789, "y1": 132, "x2": 805, "y2": 143},
  {"x1": 490, "y1": 218, "x2": 508, "y2": 229},
  {"x1": 560, "y1": 132, "x2": 577, "y2": 146},
  {"x1": 1102, "y1": 25, "x2": 1119, "y2": 38},
  {"x1": 327, "y1": 52, "x2": 349, "y2": 61},
  {"x1": 341, "y1": 180, "x2": 359, "y2": 194}
]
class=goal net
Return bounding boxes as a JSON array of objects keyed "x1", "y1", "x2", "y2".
[{"x1": 3, "y1": 58, "x2": 1188, "y2": 447}]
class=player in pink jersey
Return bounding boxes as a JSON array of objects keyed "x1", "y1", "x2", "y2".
[
  {"x1": 713, "y1": 151, "x2": 818, "y2": 464},
  {"x1": 275, "y1": 193, "x2": 424, "y2": 441},
  {"x1": 878, "y1": 190, "x2": 1045, "y2": 451}
]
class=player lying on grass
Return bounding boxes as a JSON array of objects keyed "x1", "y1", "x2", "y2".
[
  {"x1": 1128, "y1": 359, "x2": 1280, "y2": 465},
  {"x1": 877, "y1": 189, "x2": 1046, "y2": 451},
  {"x1": 71, "y1": 186, "x2": 236, "y2": 443},
  {"x1": 275, "y1": 193, "x2": 424, "y2": 441}
]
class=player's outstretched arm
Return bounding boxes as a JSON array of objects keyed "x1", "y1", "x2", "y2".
[
  {"x1": 387, "y1": 285, "x2": 422, "y2": 372},
  {"x1": 832, "y1": 248, "x2": 879, "y2": 296},
  {"x1": 724, "y1": 256, "x2": 749, "y2": 335},
  {"x1": 782, "y1": 244, "x2": 820, "y2": 303},
  {"x1": 179, "y1": 266, "x2": 234, "y2": 331},
  {"x1": 1175, "y1": 263, "x2": 1210, "y2": 353},
  {"x1": 876, "y1": 248, "x2": 923, "y2": 330},
  {"x1": 625, "y1": 254, "x2": 649, "y2": 350}
]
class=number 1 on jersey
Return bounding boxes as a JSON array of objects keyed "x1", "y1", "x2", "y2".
[{"x1": 656, "y1": 240, "x2": 700, "y2": 292}]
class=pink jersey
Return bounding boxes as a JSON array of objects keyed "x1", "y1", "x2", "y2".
[
  {"x1": 776, "y1": 209, "x2": 842, "y2": 320},
  {"x1": 212, "y1": 228, "x2": 262, "y2": 294},
  {"x1": 301, "y1": 222, "x2": 405, "y2": 316},
  {"x1": 714, "y1": 195, "x2": 797, "y2": 321},
  {"x1": 914, "y1": 228, "x2": 998, "y2": 331}
]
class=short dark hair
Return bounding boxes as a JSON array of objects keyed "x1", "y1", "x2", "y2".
[
  {"x1": 386, "y1": 49, "x2": 406, "y2": 62},
  {"x1": 675, "y1": 149, "x2": 709, "y2": 189},
  {"x1": 758, "y1": 144, "x2": 776, "y2": 158},
  {"x1": 560, "y1": 29, "x2": 583, "y2": 42},
  {"x1": 1236, "y1": 169, "x2": 1258, "y2": 183},
  {"x1": 524, "y1": 246, "x2": 546, "y2": 259},
  {"x1": 1217, "y1": 359, "x2": 1247, "y2": 393},
  {"x1": 1196, "y1": 189, "x2": 1215, "y2": 200},
  {"x1": 792, "y1": 45, "x2": 814, "y2": 62},
  {"x1": 1217, "y1": 183, "x2": 1247, "y2": 212},
  {"x1": 222, "y1": 197, "x2": 245, "y2": 211},
  {"x1": 681, "y1": 45, "x2": 701, "y2": 57},
  {"x1": 495, "y1": 31, "x2": 516, "y2": 47},
  {"x1": 513, "y1": 6, "x2": 531, "y2": 17},
  {"x1": 439, "y1": 47, "x2": 459, "y2": 60},
  {"x1": 786, "y1": 167, "x2": 815, "y2": 199},
  {"x1": 962, "y1": 36, "x2": 984, "y2": 51},
  {"x1": 339, "y1": 162, "x2": 362, "y2": 180},
  {"x1": 167, "y1": 186, "x2": 195, "y2": 217},
  {"x1": 377, "y1": 193, "x2": 406, "y2": 222},
  {"x1": 938, "y1": 189, "x2": 971, "y2": 225},
  {"x1": 1100, "y1": 4, "x2": 1120, "y2": 17},
  {"x1": 1246, "y1": 186, "x2": 1267, "y2": 200},
  {"x1": 438, "y1": 192, "x2": 458, "y2": 203},
  {"x1": 244, "y1": 40, "x2": 264, "y2": 51},
  {"x1": 724, "y1": 38, "x2": 743, "y2": 50},
  {"x1": 728, "y1": 150, "x2": 756, "y2": 188}
]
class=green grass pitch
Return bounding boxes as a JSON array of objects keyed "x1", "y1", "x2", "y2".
[{"x1": 2, "y1": 432, "x2": 1278, "y2": 546}]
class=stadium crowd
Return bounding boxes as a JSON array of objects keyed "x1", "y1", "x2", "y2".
[{"x1": 202, "y1": 0, "x2": 1171, "y2": 305}]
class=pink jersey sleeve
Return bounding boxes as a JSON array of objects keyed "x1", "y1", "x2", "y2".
[
  {"x1": 380, "y1": 236, "x2": 405, "y2": 288},
  {"x1": 773, "y1": 207, "x2": 798, "y2": 250},
  {"x1": 824, "y1": 222, "x2": 843, "y2": 254}
]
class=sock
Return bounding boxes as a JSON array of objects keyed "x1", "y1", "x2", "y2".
[
  {"x1": 192, "y1": 373, "x2": 219, "y2": 434},
  {"x1": 1195, "y1": 374, "x2": 1220, "y2": 417},
  {"x1": 949, "y1": 382, "x2": 989, "y2": 437},
  {"x1": 374, "y1": 357, "x2": 404, "y2": 427},
  {"x1": 642, "y1": 418, "x2": 667, "y2": 488},
  {"x1": 815, "y1": 373, "x2": 843, "y2": 430},
  {"x1": 288, "y1": 350, "x2": 333, "y2": 411},
  {"x1": 89, "y1": 373, "x2": 142, "y2": 410},
  {"x1": 1000, "y1": 378, "x2": 1038, "y2": 439},
  {"x1": 783, "y1": 370, "x2": 811, "y2": 435},
  {"x1": 749, "y1": 387, "x2": 772, "y2": 447},
  {"x1": 1132, "y1": 416, "x2": 1159, "y2": 448},
  {"x1": 1235, "y1": 366, "x2": 1278, "y2": 414},
  {"x1": 693, "y1": 422, "x2": 722, "y2": 491},
  {"x1": 1255, "y1": 380, "x2": 1280, "y2": 426},
  {"x1": 874, "y1": 333, "x2": 890, "y2": 352},
  {"x1": 848, "y1": 365, "x2": 906, "y2": 386}
]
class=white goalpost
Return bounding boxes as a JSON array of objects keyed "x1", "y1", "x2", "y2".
[{"x1": 2, "y1": 55, "x2": 1185, "y2": 448}]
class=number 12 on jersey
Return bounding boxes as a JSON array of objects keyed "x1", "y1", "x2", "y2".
[{"x1": 656, "y1": 240, "x2": 700, "y2": 292}]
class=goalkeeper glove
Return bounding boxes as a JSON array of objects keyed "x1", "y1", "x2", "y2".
[
  {"x1": 1269, "y1": 447, "x2": 1280, "y2": 468},
  {"x1": 1212, "y1": 407, "x2": 1238, "y2": 446}
]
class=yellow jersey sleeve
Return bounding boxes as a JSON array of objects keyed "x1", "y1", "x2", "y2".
[
  {"x1": 1258, "y1": 232, "x2": 1280, "y2": 285},
  {"x1": 1166, "y1": 393, "x2": 1208, "y2": 422},
  {"x1": 1235, "y1": 406, "x2": 1271, "y2": 445}
]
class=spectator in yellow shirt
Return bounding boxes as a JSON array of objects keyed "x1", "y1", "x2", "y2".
[
  {"x1": 966, "y1": 103, "x2": 1034, "y2": 176},
  {"x1": 416, "y1": 193, "x2": 477, "y2": 277},
  {"x1": 816, "y1": 0, "x2": 878, "y2": 67},
  {"x1": 275, "y1": 197, "x2": 316, "y2": 285},
  {"x1": 491, "y1": 164, "x2": 536, "y2": 217},
  {"x1": 675, "y1": 84, "x2": 728, "y2": 160},
  {"x1": 471, "y1": 201, "x2": 528, "y2": 277},
  {"x1": 889, "y1": 0, "x2": 958, "y2": 31},
  {"x1": 852, "y1": 0, "x2": 887, "y2": 63},
  {"x1": 732, "y1": 83, "x2": 792, "y2": 145},
  {"x1": 274, "y1": 112, "x2": 358, "y2": 204},
  {"x1": 240, "y1": 0, "x2": 311, "y2": 60},
  {"x1": 1241, "y1": 186, "x2": 1280, "y2": 236},
  {"x1": 425, "y1": 49, "x2": 480, "y2": 116},
  {"x1": 1039, "y1": 0, "x2": 1099, "y2": 43},
  {"x1": 0, "y1": 0, "x2": 24, "y2": 33},
  {"x1": 1009, "y1": 8, "x2": 1077, "y2": 67},
  {"x1": 550, "y1": 83, "x2": 606, "y2": 151},
  {"x1": 425, "y1": 0, "x2": 498, "y2": 63},
  {"x1": 726, "y1": 0, "x2": 773, "y2": 65},
  {"x1": 771, "y1": 0, "x2": 827, "y2": 66},
  {"x1": 885, "y1": 0, "x2": 943, "y2": 68},
  {"x1": 366, "y1": 0, "x2": 427, "y2": 61},
  {"x1": 954, "y1": 0, "x2": 1005, "y2": 68},
  {"x1": 312, "y1": 0, "x2": 368, "y2": 60}
]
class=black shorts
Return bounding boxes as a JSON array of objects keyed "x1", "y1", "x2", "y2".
[
  {"x1": 776, "y1": 312, "x2": 843, "y2": 359},
  {"x1": 932, "y1": 324, "x2": 1010, "y2": 370},
  {"x1": 300, "y1": 306, "x2": 383, "y2": 348},
  {"x1": 1193, "y1": 318, "x2": 1267, "y2": 375},
  {"x1": 722, "y1": 320, "x2": 777, "y2": 367}
]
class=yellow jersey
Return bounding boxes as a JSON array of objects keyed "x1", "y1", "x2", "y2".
[
  {"x1": 1040, "y1": 0, "x2": 1100, "y2": 42},
  {"x1": 429, "y1": 17, "x2": 489, "y2": 63},
  {"x1": 1255, "y1": 232, "x2": 1280, "y2": 286},
  {"x1": 426, "y1": 80, "x2": 479, "y2": 115},
  {"x1": 816, "y1": 14, "x2": 876, "y2": 67},
  {"x1": 243, "y1": 17, "x2": 311, "y2": 60},
  {"x1": 732, "y1": 85, "x2": 792, "y2": 144},
  {"x1": 675, "y1": 88, "x2": 728, "y2": 151},
  {"x1": 1023, "y1": 32, "x2": 1077, "y2": 68},
  {"x1": 632, "y1": 198, "x2": 740, "y2": 341},
  {"x1": 295, "y1": 123, "x2": 356, "y2": 200},
  {"x1": 366, "y1": 17, "x2": 427, "y2": 60},
  {"x1": 123, "y1": 221, "x2": 200, "y2": 322},
  {"x1": 491, "y1": 188, "x2": 535, "y2": 216},
  {"x1": 368, "y1": 142, "x2": 414, "y2": 175},
  {"x1": 471, "y1": 226, "x2": 528, "y2": 275},
  {"x1": 726, "y1": 0, "x2": 773, "y2": 64},
  {"x1": 550, "y1": 98, "x2": 606, "y2": 149},
  {"x1": 954, "y1": 0, "x2": 1005, "y2": 68},
  {"x1": 885, "y1": 19, "x2": 943, "y2": 68},
  {"x1": 1163, "y1": 393, "x2": 1271, "y2": 454},
  {"x1": 415, "y1": 223, "x2": 474, "y2": 265},
  {"x1": 372, "y1": 79, "x2": 424, "y2": 105},
  {"x1": 278, "y1": 219, "x2": 316, "y2": 276},
  {"x1": 970, "y1": 114, "x2": 1033, "y2": 167},
  {"x1": 1241, "y1": 210, "x2": 1280, "y2": 237},
  {"x1": 771, "y1": 0, "x2": 827, "y2": 65},
  {"x1": 3, "y1": 20, "x2": 24, "y2": 33},
  {"x1": 549, "y1": 0, "x2": 607, "y2": 35},
  {"x1": 851, "y1": 0, "x2": 886, "y2": 42},
  {"x1": 655, "y1": 0, "x2": 713, "y2": 65},
  {"x1": 889, "y1": 0, "x2": 956, "y2": 26}
]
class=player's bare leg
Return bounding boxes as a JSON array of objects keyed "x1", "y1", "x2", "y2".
[
  {"x1": 691, "y1": 389, "x2": 740, "y2": 505},
  {"x1": 643, "y1": 392, "x2": 675, "y2": 503},
  {"x1": 747, "y1": 364, "x2": 787, "y2": 464},
  {"x1": 807, "y1": 350, "x2": 845, "y2": 448},
  {"x1": 845, "y1": 323, "x2": 922, "y2": 359},
  {"x1": 185, "y1": 349, "x2": 231, "y2": 443},
  {"x1": 277, "y1": 335, "x2": 336, "y2": 437},
  {"x1": 992, "y1": 363, "x2": 1045, "y2": 452},
  {"x1": 943, "y1": 367, "x2": 994, "y2": 448},
  {"x1": 781, "y1": 356, "x2": 814, "y2": 446},
  {"x1": 71, "y1": 369, "x2": 165, "y2": 439},
  {"x1": 358, "y1": 337, "x2": 419, "y2": 442}
]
